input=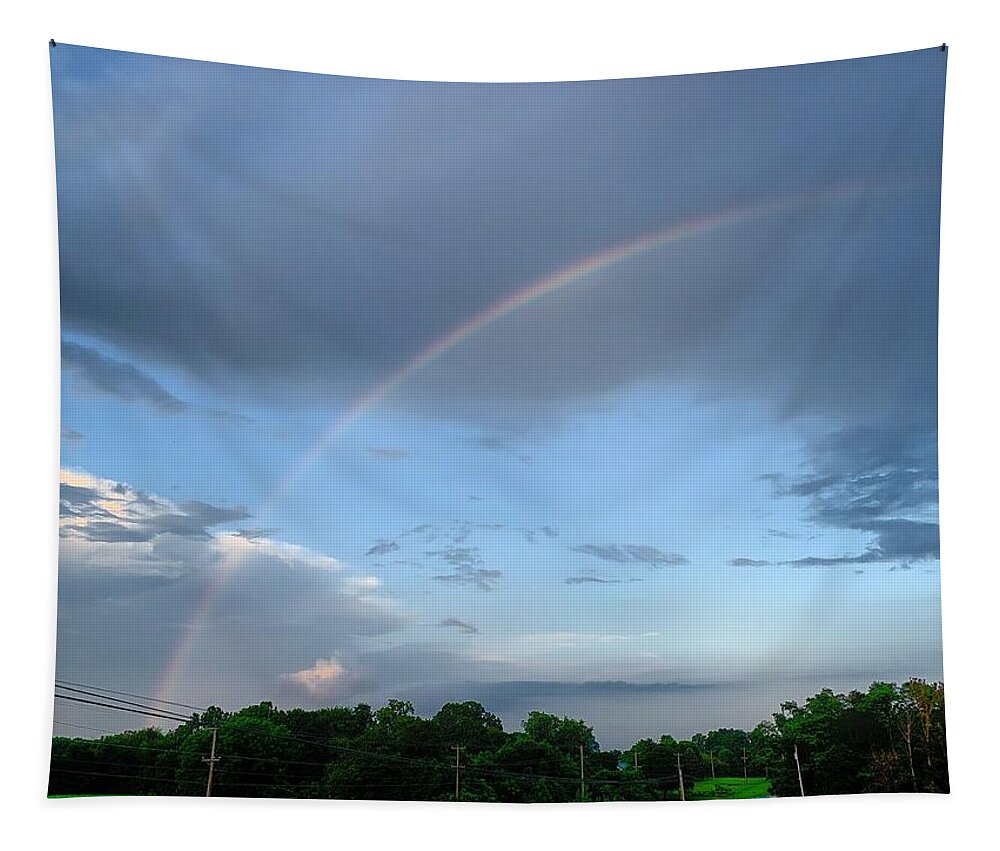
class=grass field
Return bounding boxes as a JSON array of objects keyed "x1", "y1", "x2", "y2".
[
  {"x1": 690, "y1": 777, "x2": 771, "y2": 800},
  {"x1": 48, "y1": 794, "x2": 121, "y2": 799},
  {"x1": 49, "y1": 784, "x2": 771, "y2": 801}
]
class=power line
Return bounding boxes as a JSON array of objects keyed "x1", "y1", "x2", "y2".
[
  {"x1": 55, "y1": 679, "x2": 204, "y2": 712},
  {"x1": 54, "y1": 693, "x2": 190, "y2": 723},
  {"x1": 55, "y1": 685, "x2": 195, "y2": 720},
  {"x1": 53, "y1": 720, "x2": 127, "y2": 737}
]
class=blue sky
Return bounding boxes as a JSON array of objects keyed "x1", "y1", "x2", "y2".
[{"x1": 52, "y1": 44, "x2": 945, "y2": 747}]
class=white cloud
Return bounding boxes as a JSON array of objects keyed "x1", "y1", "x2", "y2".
[
  {"x1": 55, "y1": 468, "x2": 410, "y2": 714},
  {"x1": 281, "y1": 657, "x2": 348, "y2": 698}
]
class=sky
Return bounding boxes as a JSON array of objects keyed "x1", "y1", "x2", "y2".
[{"x1": 51, "y1": 44, "x2": 946, "y2": 749}]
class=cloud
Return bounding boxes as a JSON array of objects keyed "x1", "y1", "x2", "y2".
[
  {"x1": 62, "y1": 342, "x2": 188, "y2": 413},
  {"x1": 365, "y1": 541, "x2": 400, "y2": 557},
  {"x1": 433, "y1": 568, "x2": 502, "y2": 591},
  {"x1": 426, "y1": 546, "x2": 484, "y2": 568},
  {"x1": 59, "y1": 482, "x2": 104, "y2": 512},
  {"x1": 51, "y1": 50, "x2": 945, "y2": 615},
  {"x1": 767, "y1": 528, "x2": 795, "y2": 539},
  {"x1": 61, "y1": 426, "x2": 85, "y2": 445},
  {"x1": 571, "y1": 543, "x2": 688, "y2": 566},
  {"x1": 564, "y1": 576, "x2": 631, "y2": 585},
  {"x1": 438, "y1": 618, "x2": 479, "y2": 634},
  {"x1": 541, "y1": 526, "x2": 559, "y2": 538},
  {"x1": 399, "y1": 524, "x2": 437, "y2": 540},
  {"x1": 280, "y1": 657, "x2": 348, "y2": 698},
  {"x1": 55, "y1": 470, "x2": 409, "y2": 713},
  {"x1": 52, "y1": 47, "x2": 943, "y2": 435},
  {"x1": 366, "y1": 446, "x2": 410, "y2": 460},
  {"x1": 761, "y1": 422, "x2": 939, "y2": 566},
  {"x1": 863, "y1": 519, "x2": 940, "y2": 560},
  {"x1": 732, "y1": 519, "x2": 940, "y2": 568},
  {"x1": 59, "y1": 470, "x2": 249, "y2": 547},
  {"x1": 468, "y1": 435, "x2": 531, "y2": 464},
  {"x1": 232, "y1": 527, "x2": 278, "y2": 542}
]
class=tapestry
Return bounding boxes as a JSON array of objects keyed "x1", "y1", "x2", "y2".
[{"x1": 49, "y1": 43, "x2": 948, "y2": 800}]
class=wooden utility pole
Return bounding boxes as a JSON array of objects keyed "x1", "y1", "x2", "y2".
[
  {"x1": 676, "y1": 752, "x2": 685, "y2": 801},
  {"x1": 709, "y1": 750, "x2": 716, "y2": 780},
  {"x1": 793, "y1": 742, "x2": 805, "y2": 797},
  {"x1": 452, "y1": 745, "x2": 464, "y2": 801},
  {"x1": 743, "y1": 747, "x2": 749, "y2": 785},
  {"x1": 203, "y1": 728, "x2": 220, "y2": 797},
  {"x1": 579, "y1": 744, "x2": 585, "y2": 802}
]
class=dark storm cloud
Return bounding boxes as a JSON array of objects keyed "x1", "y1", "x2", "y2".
[
  {"x1": 62, "y1": 342, "x2": 188, "y2": 413},
  {"x1": 761, "y1": 421, "x2": 940, "y2": 565},
  {"x1": 865, "y1": 519, "x2": 940, "y2": 559},
  {"x1": 571, "y1": 544, "x2": 688, "y2": 566},
  {"x1": 52, "y1": 46, "x2": 945, "y2": 430}
]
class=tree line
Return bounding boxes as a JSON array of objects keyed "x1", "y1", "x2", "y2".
[{"x1": 49, "y1": 678, "x2": 948, "y2": 801}]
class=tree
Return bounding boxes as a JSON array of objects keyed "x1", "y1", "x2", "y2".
[{"x1": 48, "y1": 680, "x2": 948, "y2": 801}]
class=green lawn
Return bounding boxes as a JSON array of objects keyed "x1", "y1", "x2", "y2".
[
  {"x1": 48, "y1": 794, "x2": 122, "y2": 799},
  {"x1": 690, "y1": 776, "x2": 770, "y2": 800}
]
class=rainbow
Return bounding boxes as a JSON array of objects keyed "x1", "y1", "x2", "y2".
[{"x1": 151, "y1": 177, "x2": 913, "y2": 710}]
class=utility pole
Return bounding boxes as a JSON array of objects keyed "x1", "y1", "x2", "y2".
[
  {"x1": 709, "y1": 750, "x2": 716, "y2": 780},
  {"x1": 676, "y1": 752, "x2": 685, "y2": 801},
  {"x1": 203, "y1": 728, "x2": 220, "y2": 797},
  {"x1": 452, "y1": 745, "x2": 464, "y2": 801},
  {"x1": 793, "y1": 742, "x2": 805, "y2": 797},
  {"x1": 743, "y1": 747, "x2": 749, "y2": 785},
  {"x1": 579, "y1": 744, "x2": 585, "y2": 802}
]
